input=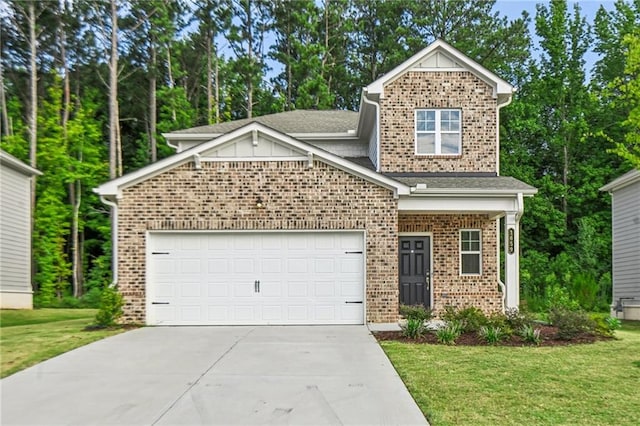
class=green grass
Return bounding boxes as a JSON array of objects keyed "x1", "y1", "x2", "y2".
[
  {"x1": 381, "y1": 321, "x2": 640, "y2": 425},
  {"x1": 0, "y1": 309, "x2": 127, "y2": 378}
]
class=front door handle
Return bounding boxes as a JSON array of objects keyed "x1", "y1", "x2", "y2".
[{"x1": 425, "y1": 271, "x2": 431, "y2": 290}]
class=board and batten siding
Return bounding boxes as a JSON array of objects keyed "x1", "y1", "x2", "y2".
[{"x1": 0, "y1": 150, "x2": 40, "y2": 309}]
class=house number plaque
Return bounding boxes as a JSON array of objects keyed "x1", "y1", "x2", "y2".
[{"x1": 508, "y1": 228, "x2": 515, "y2": 254}]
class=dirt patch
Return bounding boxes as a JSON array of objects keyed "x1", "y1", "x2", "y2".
[{"x1": 373, "y1": 326, "x2": 611, "y2": 347}]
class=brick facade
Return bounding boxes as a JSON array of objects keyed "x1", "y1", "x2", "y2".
[
  {"x1": 117, "y1": 160, "x2": 399, "y2": 323},
  {"x1": 399, "y1": 214, "x2": 502, "y2": 317},
  {"x1": 379, "y1": 71, "x2": 498, "y2": 174}
]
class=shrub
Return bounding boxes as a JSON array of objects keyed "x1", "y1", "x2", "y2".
[
  {"x1": 436, "y1": 321, "x2": 463, "y2": 345},
  {"x1": 519, "y1": 324, "x2": 542, "y2": 345},
  {"x1": 478, "y1": 326, "x2": 506, "y2": 345},
  {"x1": 549, "y1": 307, "x2": 596, "y2": 340},
  {"x1": 504, "y1": 307, "x2": 535, "y2": 330},
  {"x1": 589, "y1": 314, "x2": 622, "y2": 337},
  {"x1": 442, "y1": 306, "x2": 488, "y2": 333},
  {"x1": 399, "y1": 304, "x2": 433, "y2": 322},
  {"x1": 401, "y1": 318, "x2": 427, "y2": 339},
  {"x1": 545, "y1": 285, "x2": 581, "y2": 312},
  {"x1": 568, "y1": 272, "x2": 599, "y2": 311},
  {"x1": 94, "y1": 286, "x2": 124, "y2": 327}
]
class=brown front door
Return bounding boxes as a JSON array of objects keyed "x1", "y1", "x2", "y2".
[{"x1": 399, "y1": 237, "x2": 431, "y2": 308}]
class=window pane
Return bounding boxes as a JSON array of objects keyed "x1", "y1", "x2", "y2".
[
  {"x1": 450, "y1": 110, "x2": 460, "y2": 120},
  {"x1": 461, "y1": 241, "x2": 470, "y2": 251},
  {"x1": 469, "y1": 230, "x2": 480, "y2": 241},
  {"x1": 462, "y1": 253, "x2": 480, "y2": 274},
  {"x1": 461, "y1": 231, "x2": 470, "y2": 241},
  {"x1": 441, "y1": 133, "x2": 460, "y2": 154},
  {"x1": 416, "y1": 110, "x2": 426, "y2": 121},
  {"x1": 417, "y1": 120, "x2": 426, "y2": 131},
  {"x1": 470, "y1": 242, "x2": 480, "y2": 251},
  {"x1": 441, "y1": 110, "x2": 450, "y2": 120},
  {"x1": 416, "y1": 133, "x2": 435, "y2": 154}
]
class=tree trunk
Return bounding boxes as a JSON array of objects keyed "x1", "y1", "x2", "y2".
[
  {"x1": 109, "y1": 0, "x2": 121, "y2": 179},
  {"x1": 247, "y1": 0, "x2": 253, "y2": 119},
  {"x1": 214, "y1": 43, "x2": 220, "y2": 123},
  {"x1": 28, "y1": 1, "x2": 38, "y2": 292},
  {"x1": 149, "y1": 39, "x2": 157, "y2": 163},
  {"x1": 206, "y1": 30, "x2": 213, "y2": 124},
  {"x1": 0, "y1": 57, "x2": 10, "y2": 136},
  {"x1": 166, "y1": 47, "x2": 176, "y2": 121}
]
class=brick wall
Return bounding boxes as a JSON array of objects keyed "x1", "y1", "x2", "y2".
[
  {"x1": 117, "y1": 160, "x2": 399, "y2": 323},
  {"x1": 399, "y1": 214, "x2": 502, "y2": 317},
  {"x1": 379, "y1": 71, "x2": 497, "y2": 174}
]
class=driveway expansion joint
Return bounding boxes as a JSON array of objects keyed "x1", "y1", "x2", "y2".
[{"x1": 150, "y1": 326, "x2": 256, "y2": 425}]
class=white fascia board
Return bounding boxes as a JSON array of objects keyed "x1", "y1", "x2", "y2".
[
  {"x1": 409, "y1": 188, "x2": 537, "y2": 196},
  {"x1": 600, "y1": 169, "x2": 640, "y2": 192},
  {"x1": 95, "y1": 122, "x2": 409, "y2": 197},
  {"x1": 366, "y1": 39, "x2": 513, "y2": 98},
  {"x1": 398, "y1": 195, "x2": 521, "y2": 213},
  {"x1": 162, "y1": 133, "x2": 222, "y2": 141},
  {"x1": 0, "y1": 150, "x2": 42, "y2": 176},
  {"x1": 288, "y1": 133, "x2": 359, "y2": 140}
]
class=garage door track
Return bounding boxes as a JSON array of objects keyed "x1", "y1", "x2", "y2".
[{"x1": 1, "y1": 326, "x2": 427, "y2": 425}]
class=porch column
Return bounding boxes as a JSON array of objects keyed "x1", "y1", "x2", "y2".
[{"x1": 504, "y1": 211, "x2": 520, "y2": 309}]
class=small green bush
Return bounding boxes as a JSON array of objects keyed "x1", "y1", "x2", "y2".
[
  {"x1": 436, "y1": 321, "x2": 463, "y2": 345},
  {"x1": 401, "y1": 318, "x2": 427, "y2": 339},
  {"x1": 95, "y1": 286, "x2": 124, "y2": 327},
  {"x1": 589, "y1": 314, "x2": 622, "y2": 337},
  {"x1": 519, "y1": 324, "x2": 542, "y2": 345},
  {"x1": 478, "y1": 325, "x2": 506, "y2": 345},
  {"x1": 442, "y1": 306, "x2": 488, "y2": 333},
  {"x1": 549, "y1": 307, "x2": 596, "y2": 340},
  {"x1": 545, "y1": 285, "x2": 581, "y2": 312},
  {"x1": 399, "y1": 304, "x2": 433, "y2": 322}
]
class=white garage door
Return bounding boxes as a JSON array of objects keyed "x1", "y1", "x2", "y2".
[{"x1": 146, "y1": 232, "x2": 365, "y2": 325}]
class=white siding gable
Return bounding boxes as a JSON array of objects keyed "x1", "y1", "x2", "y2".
[{"x1": 201, "y1": 133, "x2": 304, "y2": 159}]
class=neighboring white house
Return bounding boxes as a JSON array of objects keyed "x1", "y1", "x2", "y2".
[
  {"x1": 601, "y1": 169, "x2": 640, "y2": 320},
  {"x1": 0, "y1": 150, "x2": 41, "y2": 309}
]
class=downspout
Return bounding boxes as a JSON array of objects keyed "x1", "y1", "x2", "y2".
[
  {"x1": 361, "y1": 91, "x2": 381, "y2": 172},
  {"x1": 495, "y1": 89, "x2": 515, "y2": 175},
  {"x1": 100, "y1": 195, "x2": 118, "y2": 288}
]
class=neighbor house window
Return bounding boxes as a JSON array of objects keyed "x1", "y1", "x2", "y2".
[
  {"x1": 415, "y1": 109, "x2": 461, "y2": 155},
  {"x1": 460, "y1": 229, "x2": 481, "y2": 275}
]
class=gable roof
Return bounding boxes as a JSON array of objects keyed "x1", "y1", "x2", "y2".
[
  {"x1": 600, "y1": 169, "x2": 640, "y2": 192},
  {"x1": 365, "y1": 39, "x2": 514, "y2": 101},
  {"x1": 0, "y1": 149, "x2": 41, "y2": 176},
  {"x1": 164, "y1": 110, "x2": 359, "y2": 140},
  {"x1": 96, "y1": 122, "x2": 409, "y2": 198}
]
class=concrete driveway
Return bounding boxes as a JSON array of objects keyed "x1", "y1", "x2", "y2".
[{"x1": 1, "y1": 326, "x2": 427, "y2": 425}]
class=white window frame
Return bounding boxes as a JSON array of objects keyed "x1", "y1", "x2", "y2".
[
  {"x1": 415, "y1": 109, "x2": 462, "y2": 155},
  {"x1": 460, "y1": 229, "x2": 482, "y2": 276}
]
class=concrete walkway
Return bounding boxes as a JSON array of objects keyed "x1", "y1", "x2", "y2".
[{"x1": 1, "y1": 326, "x2": 427, "y2": 425}]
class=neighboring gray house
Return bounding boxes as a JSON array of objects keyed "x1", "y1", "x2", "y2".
[
  {"x1": 0, "y1": 150, "x2": 41, "y2": 309},
  {"x1": 601, "y1": 169, "x2": 640, "y2": 320}
]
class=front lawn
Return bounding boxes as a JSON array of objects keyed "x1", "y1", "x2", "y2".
[
  {"x1": 380, "y1": 321, "x2": 640, "y2": 425},
  {"x1": 0, "y1": 309, "x2": 127, "y2": 378}
]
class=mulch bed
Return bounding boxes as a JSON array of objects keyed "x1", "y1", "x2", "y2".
[{"x1": 373, "y1": 326, "x2": 611, "y2": 347}]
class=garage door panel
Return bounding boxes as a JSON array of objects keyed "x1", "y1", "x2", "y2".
[
  {"x1": 180, "y1": 282, "x2": 201, "y2": 297},
  {"x1": 148, "y1": 232, "x2": 364, "y2": 325},
  {"x1": 314, "y1": 258, "x2": 335, "y2": 273},
  {"x1": 207, "y1": 283, "x2": 228, "y2": 297},
  {"x1": 208, "y1": 258, "x2": 230, "y2": 273},
  {"x1": 179, "y1": 259, "x2": 201, "y2": 274},
  {"x1": 287, "y1": 258, "x2": 309, "y2": 273},
  {"x1": 287, "y1": 281, "x2": 307, "y2": 297}
]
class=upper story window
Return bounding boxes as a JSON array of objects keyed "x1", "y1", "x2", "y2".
[{"x1": 415, "y1": 109, "x2": 461, "y2": 155}]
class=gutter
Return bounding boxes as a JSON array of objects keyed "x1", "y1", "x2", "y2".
[
  {"x1": 361, "y1": 91, "x2": 381, "y2": 172},
  {"x1": 100, "y1": 195, "x2": 118, "y2": 288},
  {"x1": 495, "y1": 88, "x2": 515, "y2": 175}
]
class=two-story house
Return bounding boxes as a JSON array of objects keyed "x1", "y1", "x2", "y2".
[{"x1": 95, "y1": 40, "x2": 536, "y2": 325}]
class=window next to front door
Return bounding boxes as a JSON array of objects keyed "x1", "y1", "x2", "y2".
[
  {"x1": 460, "y1": 229, "x2": 481, "y2": 275},
  {"x1": 415, "y1": 109, "x2": 461, "y2": 155}
]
